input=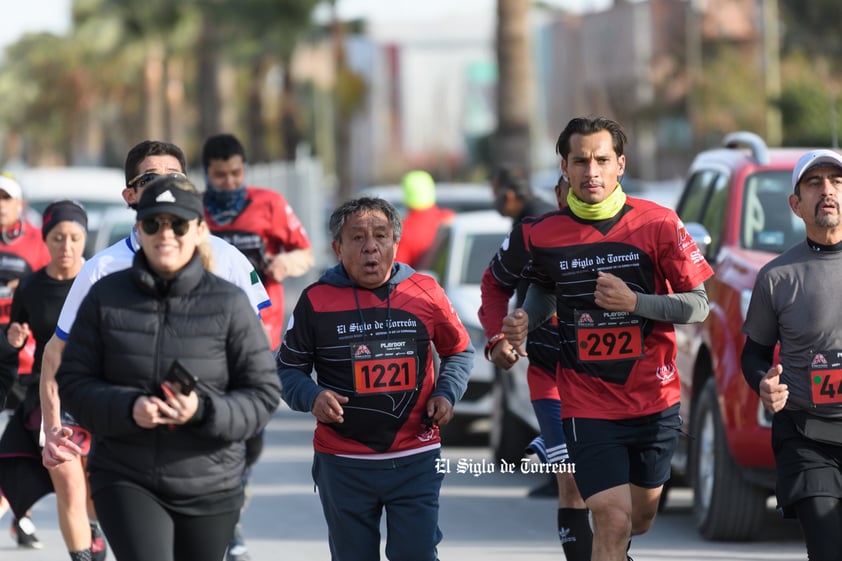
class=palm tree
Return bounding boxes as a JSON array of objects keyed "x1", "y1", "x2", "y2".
[
  {"x1": 78, "y1": 0, "x2": 199, "y2": 149},
  {"x1": 494, "y1": 0, "x2": 532, "y2": 170},
  {"x1": 190, "y1": 0, "x2": 320, "y2": 161}
]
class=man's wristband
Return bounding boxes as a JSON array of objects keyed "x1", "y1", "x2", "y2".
[{"x1": 484, "y1": 333, "x2": 506, "y2": 361}]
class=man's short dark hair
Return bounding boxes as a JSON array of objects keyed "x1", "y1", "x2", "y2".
[
  {"x1": 202, "y1": 134, "x2": 247, "y2": 169},
  {"x1": 493, "y1": 164, "x2": 531, "y2": 198},
  {"x1": 329, "y1": 197, "x2": 403, "y2": 243},
  {"x1": 124, "y1": 140, "x2": 187, "y2": 186},
  {"x1": 555, "y1": 117, "x2": 628, "y2": 160}
]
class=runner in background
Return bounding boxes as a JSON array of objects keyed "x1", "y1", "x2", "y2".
[
  {"x1": 201, "y1": 133, "x2": 313, "y2": 352},
  {"x1": 0, "y1": 171, "x2": 50, "y2": 549},
  {"x1": 394, "y1": 170, "x2": 454, "y2": 268},
  {"x1": 482, "y1": 169, "x2": 591, "y2": 561},
  {"x1": 0, "y1": 201, "x2": 90, "y2": 558}
]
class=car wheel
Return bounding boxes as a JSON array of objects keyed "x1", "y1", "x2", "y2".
[
  {"x1": 690, "y1": 378, "x2": 767, "y2": 540},
  {"x1": 490, "y1": 371, "x2": 533, "y2": 463}
]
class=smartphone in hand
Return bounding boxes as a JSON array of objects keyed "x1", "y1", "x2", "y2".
[{"x1": 164, "y1": 360, "x2": 197, "y2": 396}]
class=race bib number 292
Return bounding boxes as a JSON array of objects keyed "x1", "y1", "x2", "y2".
[{"x1": 574, "y1": 309, "x2": 644, "y2": 362}]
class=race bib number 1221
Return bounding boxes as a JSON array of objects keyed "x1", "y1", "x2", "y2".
[{"x1": 351, "y1": 339, "x2": 418, "y2": 395}]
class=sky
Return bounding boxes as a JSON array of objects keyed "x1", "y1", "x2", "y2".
[
  {"x1": 0, "y1": 0, "x2": 72, "y2": 49},
  {"x1": 327, "y1": 0, "x2": 612, "y2": 22},
  {"x1": 1, "y1": 0, "x2": 614, "y2": 49},
  {"x1": 322, "y1": 0, "x2": 499, "y2": 24}
]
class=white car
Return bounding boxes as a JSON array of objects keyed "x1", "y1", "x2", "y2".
[
  {"x1": 88, "y1": 205, "x2": 136, "y2": 254},
  {"x1": 414, "y1": 210, "x2": 514, "y2": 432},
  {"x1": 11, "y1": 166, "x2": 135, "y2": 257}
]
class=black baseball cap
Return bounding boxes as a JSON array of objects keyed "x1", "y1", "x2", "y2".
[{"x1": 136, "y1": 176, "x2": 203, "y2": 221}]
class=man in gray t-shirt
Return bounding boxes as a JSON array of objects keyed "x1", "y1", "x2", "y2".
[{"x1": 742, "y1": 148, "x2": 842, "y2": 561}]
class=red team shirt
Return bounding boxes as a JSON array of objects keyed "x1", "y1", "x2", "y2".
[
  {"x1": 204, "y1": 187, "x2": 310, "y2": 349},
  {"x1": 278, "y1": 272, "x2": 472, "y2": 455},
  {"x1": 480, "y1": 197, "x2": 713, "y2": 420},
  {"x1": 0, "y1": 223, "x2": 50, "y2": 288},
  {"x1": 0, "y1": 223, "x2": 50, "y2": 376},
  {"x1": 395, "y1": 206, "x2": 454, "y2": 268}
]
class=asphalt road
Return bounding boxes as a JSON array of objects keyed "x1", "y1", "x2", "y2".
[{"x1": 2, "y1": 405, "x2": 807, "y2": 560}]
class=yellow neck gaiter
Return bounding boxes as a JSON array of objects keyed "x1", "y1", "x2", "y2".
[{"x1": 566, "y1": 183, "x2": 626, "y2": 221}]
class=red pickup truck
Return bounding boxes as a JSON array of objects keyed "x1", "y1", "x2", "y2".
[{"x1": 672, "y1": 132, "x2": 818, "y2": 540}]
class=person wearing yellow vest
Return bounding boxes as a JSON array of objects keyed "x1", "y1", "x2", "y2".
[{"x1": 394, "y1": 171, "x2": 454, "y2": 268}]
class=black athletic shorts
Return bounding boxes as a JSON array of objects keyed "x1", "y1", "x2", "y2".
[
  {"x1": 562, "y1": 403, "x2": 681, "y2": 500},
  {"x1": 772, "y1": 409, "x2": 842, "y2": 518}
]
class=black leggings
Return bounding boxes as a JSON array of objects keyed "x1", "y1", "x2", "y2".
[
  {"x1": 93, "y1": 484, "x2": 240, "y2": 561},
  {"x1": 794, "y1": 496, "x2": 842, "y2": 561}
]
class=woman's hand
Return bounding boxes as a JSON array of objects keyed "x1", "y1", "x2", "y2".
[
  {"x1": 159, "y1": 382, "x2": 199, "y2": 424},
  {"x1": 133, "y1": 386, "x2": 199, "y2": 429}
]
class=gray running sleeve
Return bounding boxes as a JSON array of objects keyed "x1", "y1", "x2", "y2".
[{"x1": 522, "y1": 282, "x2": 709, "y2": 330}]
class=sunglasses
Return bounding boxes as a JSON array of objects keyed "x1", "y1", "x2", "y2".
[
  {"x1": 140, "y1": 217, "x2": 192, "y2": 237},
  {"x1": 127, "y1": 171, "x2": 187, "y2": 190}
]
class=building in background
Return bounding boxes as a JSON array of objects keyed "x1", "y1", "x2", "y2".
[{"x1": 298, "y1": 0, "x2": 763, "y2": 187}]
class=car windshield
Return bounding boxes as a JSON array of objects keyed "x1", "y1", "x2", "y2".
[
  {"x1": 740, "y1": 170, "x2": 805, "y2": 253},
  {"x1": 461, "y1": 232, "x2": 506, "y2": 284}
]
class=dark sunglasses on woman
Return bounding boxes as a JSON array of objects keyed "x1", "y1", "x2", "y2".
[{"x1": 140, "y1": 217, "x2": 191, "y2": 237}]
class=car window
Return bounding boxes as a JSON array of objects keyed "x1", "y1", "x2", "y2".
[
  {"x1": 741, "y1": 170, "x2": 802, "y2": 253},
  {"x1": 461, "y1": 232, "x2": 506, "y2": 285},
  {"x1": 91, "y1": 217, "x2": 134, "y2": 255},
  {"x1": 441, "y1": 199, "x2": 494, "y2": 213},
  {"x1": 699, "y1": 173, "x2": 730, "y2": 256},
  {"x1": 677, "y1": 169, "x2": 717, "y2": 224}
]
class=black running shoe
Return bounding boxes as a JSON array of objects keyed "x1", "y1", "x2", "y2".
[
  {"x1": 91, "y1": 522, "x2": 108, "y2": 561},
  {"x1": 11, "y1": 516, "x2": 43, "y2": 549}
]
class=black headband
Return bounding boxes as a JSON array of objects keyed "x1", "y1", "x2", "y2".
[{"x1": 42, "y1": 200, "x2": 88, "y2": 240}]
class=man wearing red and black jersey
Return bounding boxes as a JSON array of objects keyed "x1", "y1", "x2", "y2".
[
  {"x1": 483, "y1": 169, "x2": 591, "y2": 561},
  {"x1": 278, "y1": 197, "x2": 473, "y2": 561},
  {"x1": 202, "y1": 133, "x2": 313, "y2": 352},
  {"x1": 480, "y1": 117, "x2": 713, "y2": 561}
]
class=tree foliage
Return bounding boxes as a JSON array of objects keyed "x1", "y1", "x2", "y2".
[
  {"x1": 777, "y1": 54, "x2": 842, "y2": 147},
  {"x1": 777, "y1": 0, "x2": 842, "y2": 146},
  {"x1": 2, "y1": 1, "x2": 841, "y2": 168},
  {"x1": 779, "y1": 0, "x2": 842, "y2": 65},
  {"x1": 696, "y1": 43, "x2": 766, "y2": 143},
  {"x1": 0, "y1": 0, "x2": 320, "y2": 165}
]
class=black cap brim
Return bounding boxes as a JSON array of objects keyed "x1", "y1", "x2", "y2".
[{"x1": 136, "y1": 205, "x2": 201, "y2": 221}]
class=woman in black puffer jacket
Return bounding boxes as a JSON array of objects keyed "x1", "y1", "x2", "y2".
[{"x1": 56, "y1": 176, "x2": 280, "y2": 561}]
